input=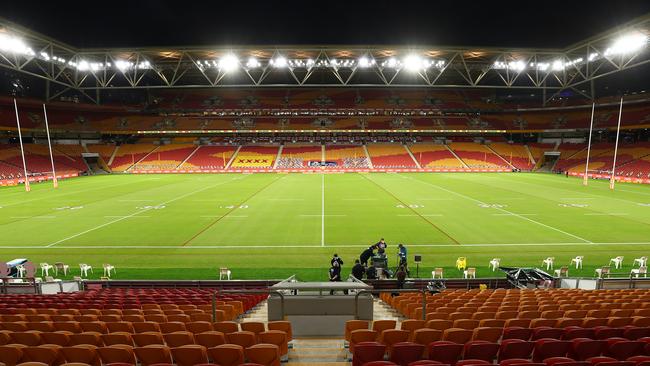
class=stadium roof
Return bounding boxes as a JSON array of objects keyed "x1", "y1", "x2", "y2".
[{"x1": 0, "y1": 11, "x2": 649, "y2": 105}]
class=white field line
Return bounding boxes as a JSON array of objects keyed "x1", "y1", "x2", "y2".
[
  {"x1": 584, "y1": 213, "x2": 629, "y2": 216},
  {"x1": 321, "y1": 174, "x2": 325, "y2": 247},
  {"x1": 397, "y1": 214, "x2": 443, "y2": 217},
  {"x1": 0, "y1": 178, "x2": 160, "y2": 208},
  {"x1": 45, "y1": 177, "x2": 244, "y2": 248},
  {"x1": 104, "y1": 215, "x2": 151, "y2": 218},
  {"x1": 200, "y1": 215, "x2": 248, "y2": 218},
  {"x1": 9, "y1": 241, "x2": 650, "y2": 249},
  {"x1": 10, "y1": 216, "x2": 56, "y2": 219},
  {"x1": 492, "y1": 213, "x2": 538, "y2": 216},
  {"x1": 403, "y1": 176, "x2": 593, "y2": 244},
  {"x1": 301, "y1": 214, "x2": 346, "y2": 217}
]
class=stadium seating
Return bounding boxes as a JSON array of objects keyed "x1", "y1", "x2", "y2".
[
  {"x1": 276, "y1": 144, "x2": 323, "y2": 168},
  {"x1": 489, "y1": 143, "x2": 535, "y2": 170},
  {"x1": 324, "y1": 145, "x2": 370, "y2": 169},
  {"x1": 109, "y1": 144, "x2": 158, "y2": 172},
  {"x1": 230, "y1": 146, "x2": 279, "y2": 169},
  {"x1": 448, "y1": 142, "x2": 510, "y2": 169},
  {"x1": 367, "y1": 144, "x2": 418, "y2": 169},
  {"x1": 131, "y1": 144, "x2": 196, "y2": 171},
  {"x1": 179, "y1": 145, "x2": 238, "y2": 170},
  {"x1": 408, "y1": 144, "x2": 465, "y2": 169}
]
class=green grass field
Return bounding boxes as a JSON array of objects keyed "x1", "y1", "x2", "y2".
[{"x1": 1, "y1": 172, "x2": 649, "y2": 281}]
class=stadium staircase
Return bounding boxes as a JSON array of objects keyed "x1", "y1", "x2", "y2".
[
  {"x1": 225, "y1": 146, "x2": 242, "y2": 169},
  {"x1": 444, "y1": 145, "x2": 470, "y2": 168},
  {"x1": 485, "y1": 145, "x2": 516, "y2": 170},
  {"x1": 177, "y1": 145, "x2": 201, "y2": 169},
  {"x1": 405, "y1": 145, "x2": 422, "y2": 169}
]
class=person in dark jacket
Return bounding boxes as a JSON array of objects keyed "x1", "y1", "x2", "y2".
[
  {"x1": 376, "y1": 238, "x2": 387, "y2": 255},
  {"x1": 352, "y1": 259, "x2": 365, "y2": 280},
  {"x1": 366, "y1": 265, "x2": 378, "y2": 280},
  {"x1": 331, "y1": 253, "x2": 343, "y2": 267},
  {"x1": 329, "y1": 264, "x2": 343, "y2": 295},
  {"x1": 359, "y1": 246, "x2": 374, "y2": 266},
  {"x1": 395, "y1": 266, "x2": 407, "y2": 289}
]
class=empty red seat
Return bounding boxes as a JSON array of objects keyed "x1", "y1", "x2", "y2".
[
  {"x1": 534, "y1": 339, "x2": 571, "y2": 362},
  {"x1": 428, "y1": 341, "x2": 463, "y2": 366},
  {"x1": 353, "y1": 342, "x2": 387, "y2": 366},
  {"x1": 499, "y1": 339, "x2": 535, "y2": 361},
  {"x1": 464, "y1": 341, "x2": 499, "y2": 362},
  {"x1": 503, "y1": 327, "x2": 533, "y2": 341},
  {"x1": 571, "y1": 339, "x2": 607, "y2": 361},
  {"x1": 390, "y1": 342, "x2": 425, "y2": 366}
]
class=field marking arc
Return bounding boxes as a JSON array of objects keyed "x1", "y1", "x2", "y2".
[
  {"x1": 45, "y1": 177, "x2": 245, "y2": 248},
  {"x1": 405, "y1": 175, "x2": 594, "y2": 244}
]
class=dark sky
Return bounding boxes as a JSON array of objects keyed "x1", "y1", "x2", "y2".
[{"x1": 3, "y1": 0, "x2": 650, "y2": 48}]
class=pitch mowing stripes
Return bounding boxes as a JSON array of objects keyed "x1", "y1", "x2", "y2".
[
  {"x1": 404, "y1": 175, "x2": 594, "y2": 244},
  {"x1": 182, "y1": 175, "x2": 285, "y2": 246},
  {"x1": 7, "y1": 241, "x2": 650, "y2": 249},
  {"x1": 359, "y1": 174, "x2": 460, "y2": 245},
  {"x1": 45, "y1": 177, "x2": 245, "y2": 248}
]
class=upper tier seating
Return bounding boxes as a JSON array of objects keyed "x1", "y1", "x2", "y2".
[{"x1": 367, "y1": 144, "x2": 417, "y2": 169}]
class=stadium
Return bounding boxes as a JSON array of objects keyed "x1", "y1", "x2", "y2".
[{"x1": 1, "y1": 1, "x2": 650, "y2": 366}]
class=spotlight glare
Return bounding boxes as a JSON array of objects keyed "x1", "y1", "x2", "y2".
[
  {"x1": 245, "y1": 57, "x2": 260, "y2": 68},
  {"x1": 271, "y1": 56, "x2": 287, "y2": 68},
  {"x1": 403, "y1": 54, "x2": 423, "y2": 71},
  {"x1": 606, "y1": 32, "x2": 648, "y2": 55},
  {"x1": 218, "y1": 54, "x2": 239, "y2": 72}
]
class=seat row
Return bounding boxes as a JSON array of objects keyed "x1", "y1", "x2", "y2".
[
  {"x1": 0, "y1": 342, "x2": 282, "y2": 366},
  {"x1": 0, "y1": 323, "x2": 292, "y2": 348},
  {"x1": 0, "y1": 321, "x2": 291, "y2": 338},
  {"x1": 351, "y1": 337, "x2": 650, "y2": 366}
]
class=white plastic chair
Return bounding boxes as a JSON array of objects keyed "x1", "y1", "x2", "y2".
[
  {"x1": 542, "y1": 257, "x2": 555, "y2": 270},
  {"x1": 103, "y1": 264, "x2": 116, "y2": 277},
  {"x1": 631, "y1": 266, "x2": 647, "y2": 278},
  {"x1": 432, "y1": 268, "x2": 443, "y2": 279},
  {"x1": 570, "y1": 256, "x2": 584, "y2": 269},
  {"x1": 554, "y1": 266, "x2": 569, "y2": 277},
  {"x1": 609, "y1": 256, "x2": 624, "y2": 269},
  {"x1": 634, "y1": 256, "x2": 648, "y2": 267},
  {"x1": 219, "y1": 267, "x2": 231, "y2": 280},
  {"x1": 79, "y1": 264, "x2": 93, "y2": 277},
  {"x1": 54, "y1": 262, "x2": 70, "y2": 276},
  {"x1": 463, "y1": 268, "x2": 476, "y2": 279},
  {"x1": 489, "y1": 258, "x2": 500, "y2": 271},
  {"x1": 17, "y1": 265, "x2": 26, "y2": 278},
  {"x1": 595, "y1": 266, "x2": 610, "y2": 278},
  {"x1": 40, "y1": 263, "x2": 54, "y2": 277}
]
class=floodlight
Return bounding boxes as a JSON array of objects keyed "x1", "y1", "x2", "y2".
[
  {"x1": 386, "y1": 57, "x2": 398, "y2": 68},
  {"x1": 115, "y1": 59, "x2": 132, "y2": 72},
  {"x1": 246, "y1": 57, "x2": 260, "y2": 68},
  {"x1": 606, "y1": 32, "x2": 648, "y2": 56},
  {"x1": 0, "y1": 34, "x2": 33, "y2": 55},
  {"x1": 552, "y1": 60, "x2": 564, "y2": 71},
  {"x1": 271, "y1": 56, "x2": 287, "y2": 68},
  {"x1": 218, "y1": 54, "x2": 239, "y2": 72},
  {"x1": 76, "y1": 60, "x2": 90, "y2": 71},
  {"x1": 508, "y1": 60, "x2": 525, "y2": 72},
  {"x1": 403, "y1": 54, "x2": 423, "y2": 71},
  {"x1": 358, "y1": 56, "x2": 374, "y2": 68}
]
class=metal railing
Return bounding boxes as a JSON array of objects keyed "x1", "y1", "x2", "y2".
[
  {"x1": 212, "y1": 289, "x2": 285, "y2": 322},
  {"x1": 354, "y1": 288, "x2": 430, "y2": 320}
]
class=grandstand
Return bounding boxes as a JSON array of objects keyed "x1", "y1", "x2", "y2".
[{"x1": 1, "y1": 7, "x2": 650, "y2": 366}]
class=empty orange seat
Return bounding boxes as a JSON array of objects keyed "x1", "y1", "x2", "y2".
[
  {"x1": 101, "y1": 332, "x2": 133, "y2": 346},
  {"x1": 472, "y1": 327, "x2": 503, "y2": 342},
  {"x1": 134, "y1": 345, "x2": 172, "y2": 366},
  {"x1": 207, "y1": 344, "x2": 244, "y2": 366},
  {"x1": 61, "y1": 345, "x2": 100, "y2": 366},
  {"x1": 159, "y1": 322, "x2": 186, "y2": 334},
  {"x1": 425, "y1": 319, "x2": 453, "y2": 331},
  {"x1": 0, "y1": 344, "x2": 26, "y2": 366},
  {"x1": 400, "y1": 320, "x2": 425, "y2": 335},
  {"x1": 133, "y1": 322, "x2": 160, "y2": 333},
  {"x1": 41, "y1": 332, "x2": 71, "y2": 346},
  {"x1": 379, "y1": 329, "x2": 410, "y2": 354},
  {"x1": 258, "y1": 330, "x2": 288, "y2": 357},
  {"x1": 240, "y1": 322, "x2": 265, "y2": 337},
  {"x1": 372, "y1": 320, "x2": 396, "y2": 335},
  {"x1": 22, "y1": 345, "x2": 61, "y2": 366},
  {"x1": 11, "y1": 331, "x2": 42, "y2": 346},
  {"x1": 97, "y1": 345, "x2": 136, "y2": 365},
  {"x1": 227, "y1": 331, "x2": 256, "y2": 349},
  {"x1": 186, "y1": 322, "x2": 213, "y2": 334},
  {"x1": 195, "y1": 331, "x2": 226, "y2": 349},
  {"x1": 442, "y1": 328, "x2": 472, "y2": 344},
  {"x1": 171, "y1": 344, "x2": 209, "y2": 366},
  {"x1": 163, "y1": 332, "x2": 195, "y2": 347},
  {"x1": 245, "y1": 344, "x2": 280, "y2": 366},
  {"x1": 453, "y1": 319, "x2": 479, "y2": 330},
  {"x1": 132, "y1": 332, "x2": 164, "y2": 347},
  {"x1": 68, "y1": 332, "x2": 102, "y2": 347},
  {"x1": 79, "y1": 323, "x2": 107, "y2": 334},
  {"x1": 267, "y1": 321, "x2": 292, "y2": 343},
  {"x1": 349, "y1": 329, "x2": 378, "y2": 353},
  {"x1": 213, "y1": 322, "x2": 239, "y2": 335},
  {"x1": 106, "y1": 322, "x2": 134, "y2": 334}
]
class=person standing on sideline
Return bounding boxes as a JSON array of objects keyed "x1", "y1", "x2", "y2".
[
  {"x1": 329, "y1": 264, "x2": 343, "y2": 295},
  {"x1": 331, "y1": 253, "x2": 343, "y2": 267},
  {"x1": 352, "y1": 259, "x2": 365, "y2": 280},
  {"x1": 397, "y1": 244, "x2": 408, "y2": 274},
  {"x1": 359, "y1": 246, "x2": 374, "y2": 266},
  {"x1": 376, "y1": 238, "x2": 388, "y2": 256}
]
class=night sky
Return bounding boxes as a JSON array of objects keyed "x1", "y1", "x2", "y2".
[{"x1": 3, "y1": 0, "x2": 650, "y2": 48}]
